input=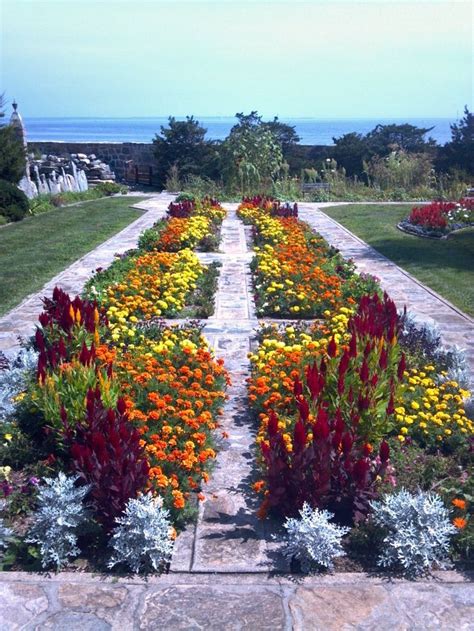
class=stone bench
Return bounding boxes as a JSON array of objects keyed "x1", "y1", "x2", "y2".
[{"x1": 301, "y1": 182, "x2": 331, "y2": 193}]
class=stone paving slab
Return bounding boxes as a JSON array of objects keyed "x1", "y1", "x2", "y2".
[
  {"x1": 0, "y1": 571, "x2": 472, "y2": 630},
  {"x1": 0, "y1": 194, "x2": 174, "y2": 358},
  {"x1": 299, "y1": 203, "x2": 474, "y2": 384}
]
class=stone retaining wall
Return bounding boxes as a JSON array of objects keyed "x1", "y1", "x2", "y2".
[
  {"x1": 28, "y1": 142, "x2": 155, "y2": 181},
  {"x1": 28, "y1": 141, "x2": 330, "y2": 182}
]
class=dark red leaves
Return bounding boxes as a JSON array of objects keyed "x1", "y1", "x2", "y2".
[{"x1": 70, "y1": 390, "x2": 149, "y2": 531}]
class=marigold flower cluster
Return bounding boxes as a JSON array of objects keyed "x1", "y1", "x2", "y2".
[
  {"x1": 114, "y1": 329, "x2": 229, "y2": 521},
  {"x1": 101, "y1": 249, "x2": 203, "y2": 342},
  {"x1": 394, "y1": 367, "x2": 473, "y2": 449},
  {"x1": 142, "y1": 198, "x2": 226, "y2": 252},
  {"x1": 238, "y1": 201, "x2": 349, "y2": 316}
]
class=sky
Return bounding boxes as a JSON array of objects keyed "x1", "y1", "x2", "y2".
[{"x1": 0, "y1": 0, "x2": 472, "y2": 119}]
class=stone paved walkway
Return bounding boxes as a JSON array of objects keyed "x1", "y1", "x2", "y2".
[
  {"x1": 0, "y1": 193, "x2": 174, "y2": 358},
  {"x1": 0, "y1": 199, "x2": 473, "y2": 629},
  {"x1": 1, "y1": 571, "x2": 472, "y2": 630},
  {"x1": 299, "y1": 203, "x2": 474, "y2": 384}
]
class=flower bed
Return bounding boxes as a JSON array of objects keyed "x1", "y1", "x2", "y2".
[
  {"x1": 398, "y1": 198, "x2": 474, "y2": 238},
  {"x1": 238, "y1": 198, "x2": 379, "y2": 317},
  {"x1": 138, "y1": 197, "x2": 226, "y2": 252},
  {"x1": 0, "y1": 202, "x2": 228, "y2": 573},
  {"x1": 246, "y1": 198, "x2": 473, "y2": 573}
]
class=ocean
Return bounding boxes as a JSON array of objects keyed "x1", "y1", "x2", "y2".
[{"x1": 24, "y1": 116, "x2": 454, "y2": 146}]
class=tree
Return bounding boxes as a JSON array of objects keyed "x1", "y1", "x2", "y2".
[
  {"x1": 365, "y1": 123, "x2": 436, "y2": 156},
  {"x1": 262, "y1": 117, "x2": 300, "y2": 150},
  {"x1": 436, "y1": 107, "x2": 474, "y2": 176},
  {"x1": 0, "y1": 93, "x2": 6, "y2": 126},
  {"x1": 220, "y1": 111, "x2": 283, "y2": 193},
  {"x1": 152, "y1": 116, "x2": 218, "y2": 187},
  {"x1": 331, "y1": 132, "x2": 369, "y2": 178},
  {"x1": 0, "y1": 94, "x2": 27, "y2": 184},
  {"x1": 332, "y1": 123, "x2": 437, "y2": 179}
]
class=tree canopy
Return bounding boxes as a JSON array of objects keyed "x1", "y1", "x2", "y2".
[
  {"x1": 152, "y1": 116, "x2": 218, "y2": 187},
  {"x1": 219, "y1": 111, "x2": 284, "y2": 193},
  {"x1": 332, "y1": 123, "x2": 437, "y2": 178},
  {"x1": 0, "y1": 94, "x2": 27, "y2": 184},
  {"x1": 436, "y1": 107, "x2": 474, "y2": 176}
]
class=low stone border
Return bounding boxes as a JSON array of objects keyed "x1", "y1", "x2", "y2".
[
  {"x1": 0, "y1": 569, "x2": 472, "y2": 630},
  {"x1": 396, "y1": 221, "x2": 447, "y2": 240}
]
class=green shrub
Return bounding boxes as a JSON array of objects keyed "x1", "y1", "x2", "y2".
[
  {"x1": 94, "y1": 182, "x2": 127, "y2": 196},
  {"x1": 0, "y1": 180, "x2": 29, "y2": 222}
]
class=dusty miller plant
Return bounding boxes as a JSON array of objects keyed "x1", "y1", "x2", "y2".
[
  {"x1": 27, "y1": 473, "x2": 90, "y2": 569},
  {"x1": 0, "y1": 501, "x2": 14, "y2": 557},
  {"x1": 282, "y1": 503, "x2": 350, "y2": 572},
  {"x1": 370, "y1": 489, "x2": 456, "y2": 577},
  {"x1": 108, "y1": 494, "x2": 174, "y2": 574},
  {"x1": 0, "y1": 349, "x2": 37, "y2": 422}
]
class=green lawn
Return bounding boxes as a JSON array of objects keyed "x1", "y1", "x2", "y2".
[
  {"x1": 0, "y1": 196, "x2": 145, "y2": 316},
  {"x1": 323, "y1": 204, "x2": 474, "y2": 317}
]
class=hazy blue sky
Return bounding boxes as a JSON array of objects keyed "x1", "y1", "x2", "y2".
[{"x1": 1, "y1": 0, "x2": 472, "y2": 118}]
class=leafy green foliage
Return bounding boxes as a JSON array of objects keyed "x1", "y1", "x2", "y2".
[
  {"x1": 220, "y1": 111, "x2": 284, "y2": 194},
  {"x1": 0, "y1": 510, "x2": 14, "y2": 558},
  {"x1": 153, "y1": 116, "x2": 219, "y2": 187},
  {"x1": 0, "y1": 180, "x2": 29, "y2": 222},
  {"x1": 0, "y1": 125, "x2": 26, "y2": 184},
  {"x1": 332, "y1": 124, "x2": 436, "y2": 178},
  {"x1": 262, "y1": 117, "x2": 300, "y2": 150},
  {"x1": 437, "y1": 106, "x2": 474, "y2": 176}
]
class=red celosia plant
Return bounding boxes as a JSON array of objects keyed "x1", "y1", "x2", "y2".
[
  {"x1": 408, "y1": 202, "x2": 453, "y2": 230},
  {"x1": 255, "y1": 293, "x2": 404, "y2": 521},
  {"x1": 70, "y1": 388, "x2": 150, "y2": 531},
  {"x1": 35, "y1": 286, "x2": 108, "y2": 382},
  {"x1": 301, "y1": 292, "x2": 404, "y2": 442},
  {"x1": 260, "y1": 406, "x2": 391, "y2": 523},
  {"x1": 241, "y1": 195, "x2": 298, "y2": 217}
]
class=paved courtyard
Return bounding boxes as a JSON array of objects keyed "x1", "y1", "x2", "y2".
[{"x1": 0, "y1": 198, "x2": 472, "y2": 629}]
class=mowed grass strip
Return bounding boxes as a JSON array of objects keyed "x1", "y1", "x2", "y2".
[
  {"x1": 323, "y1": 204, "x2": 474, "y2": 317},
  {"x1": 0, "y1": 196, "x2": 145, "y2": 316}
]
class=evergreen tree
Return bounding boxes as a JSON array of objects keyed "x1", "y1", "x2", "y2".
[
  {"x1": 436, "y1": 107, "x2": 474, "y2": 176},
  {"x1": 0, "y1": 94, "x2": 27, "y2": 184},
  {"x1": 152, "y1": 116, "x2": 218, "y2": 187}
]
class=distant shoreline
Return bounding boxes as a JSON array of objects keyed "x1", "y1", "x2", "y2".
[{"x1": 24, "y1": 116, "x2": 455, "y2": 146}]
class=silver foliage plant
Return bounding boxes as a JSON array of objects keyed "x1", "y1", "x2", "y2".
[
  {"x1": 0, "y1": 501, "x2": 14, "y2": 557},
  {"x1": 282, "y1": 503, "x2": 350, "y2": 572},
  {"x1": 108, "y1": 493, "x2": 174, "y2": 574},
  {"x1": 27, "y1": 473, "x2": 90, "y2": 570},
  {"x1": 0, "y1": 349, "x2": 38, "y2": 423},
  {"x1": 399, "y1": 312, "x2": 470, "y2": 388},
  {"x1": 370, "y1": 489, "x2": 456, "y2": 577}
]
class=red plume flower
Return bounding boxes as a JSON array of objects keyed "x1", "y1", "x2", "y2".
[
  {"x1": 327, "y1": 337, "x2": 337, "y2": 358},
  {"x1": 379, "y1": 440, "x2": 390, "y2": 463}
]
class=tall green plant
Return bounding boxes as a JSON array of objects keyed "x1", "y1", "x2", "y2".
[{"x1": 220, "y1": 111, "x2": 283, "y2": 194}]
